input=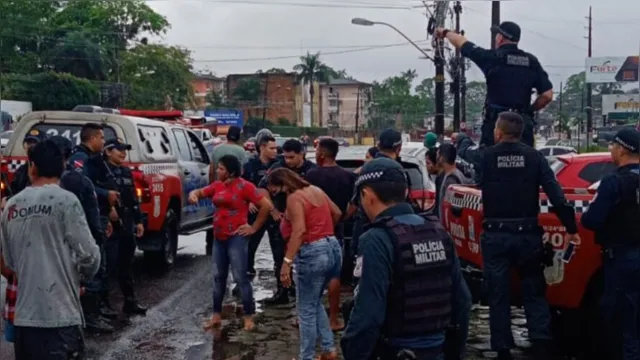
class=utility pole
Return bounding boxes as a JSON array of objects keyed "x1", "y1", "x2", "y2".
[
  {"x1": 460, "y1": 31, "x2": 467, "y2": 125},
  {"x1": 451, "y1": 1, "x2": 462, "y2": 132},
  {"x1": 355, "y1": 86, "x2": 361, "y2": 144},
  {"x1": 558, "y1": 81, "x2": 563, "y2": 139},
  {"x1": 432, "y1": 1, "x2": 447, "y2": 136},
  {"x1": 262, "y1": 74, "x2": 269, "y2": 128},
  {"x1": 585, "y1": 6, "x2": 593, "y2": 145},
  {"x1": 490, "y1": 1, "x2": 500, "y2": 49}
]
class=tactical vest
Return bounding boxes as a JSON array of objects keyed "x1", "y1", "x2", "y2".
[
  {"x1": 375, "y1": 215, "x2": 454, "y2": 338},
  {"x1": 596, "y1": 167, "x2": 640, "y2": 246},
  {"x1": 482, "y1": 142, "x2": 540, "y2": 220},
  {"x1": 486, "y1": 46, "x2": 538, "y2": 110}
]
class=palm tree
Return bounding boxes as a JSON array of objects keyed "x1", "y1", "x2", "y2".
[{"x1": 294, "y1": 52, "x2": 329, "y2": 126}]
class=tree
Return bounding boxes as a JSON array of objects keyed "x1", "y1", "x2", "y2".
[
  {"x1": 1, "y1": 72, "x2": 100, "y2": 111},
  {"x1": 231, "y1": 77, "x2": 262, "y2": 103},
  {"x1": 294, "y1": 52, "x2": 330, "y2": 126},
  {"x1": 44, "y1": 31, "x2": 112, "y2": 80},
  {"x1": 257, "y1": 68, "x2": 287, "y2": 74},
  {"x1": 369, "y1": 70, "x2": 425, "y2": 130},
  {"x1": 205, "y1": 89, "x2": 225, "y2": 108},
  {"x1": 119, "y1": 44, "x2": 194, "y2": 110},
  {"x1": 463, "y1": 81, "x2": 487, "y2": 121}
]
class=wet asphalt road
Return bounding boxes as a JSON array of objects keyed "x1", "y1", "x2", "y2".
[{"x1": 1, "y1": 232, "x2": 538, "y2": 360}]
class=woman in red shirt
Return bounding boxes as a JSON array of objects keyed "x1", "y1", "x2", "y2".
[
  {"x1": 189, "y1": 155, "x2": 272, "y2": 331},
  {"x1": 265, "y1": 168, "x2": 343, "y2": 360}
]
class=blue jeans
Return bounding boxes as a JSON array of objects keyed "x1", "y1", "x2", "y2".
[
  {"x1": 212, "y1": 235, "x2": 254, "y2": 315},
  {"x1": 294, "y1": 237, "x2": 342, "y2": 360},
  {"x1": 601, "y1": 247, "x2": 640, "y2": 360},
  {"x1": 481, "y1": 232, "x2": 551, "y2": 351}
]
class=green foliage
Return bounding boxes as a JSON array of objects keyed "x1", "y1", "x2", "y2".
[
  {"x1": 2, "y1": 72, "x2": 99, "y2": 111},
  {"x1": 277, "y1": 117, "x2": 292, "y2": 126},
  {"x1": 232, "y1": 78, "x2": 263, "y2": 103},
  {"x1": 205, "y1": 90, "x2": 225, "y2": 108}
]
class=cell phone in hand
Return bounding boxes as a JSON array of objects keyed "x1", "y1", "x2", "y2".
[{"x1": 562, "y1": 242, "x2": 577, "y2": 263}]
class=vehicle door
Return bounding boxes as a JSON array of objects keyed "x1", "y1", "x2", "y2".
[
  {"x1": 171, "y1": 127, "x2": 202, "y2": 226},
  {"x1": 185, "y1": 129, "x2": 214, "y2": 221}
]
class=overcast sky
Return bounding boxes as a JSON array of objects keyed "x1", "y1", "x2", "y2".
[{"x1": 147, "y1": 0, "x2": 640, "y2": 89}]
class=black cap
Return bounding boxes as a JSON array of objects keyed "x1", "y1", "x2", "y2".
[
  {"x1": 49, "y1": 135, "x2": 74, "y2": 158},
  {"x1": 227, "y1": 126, "x2": 242, "y2": 142},
  {"x1": 104, "y1": 138, "x2": 132, "y2": 151},
  {"x1": 355, "y1": 157, "x2": 406, "y2": 189},
  {"x1": 492, "y1": 21, "x2": 521, "y2": 42},
  {"x1": 24, "y1": 129, "x2": 44, "y2": 143},
  {"x1": 378, "y1": 128, "x2": 402, "y2": 150},
  {"x1": 612, "y1": 127, "x2": 640, "y2": 153}
]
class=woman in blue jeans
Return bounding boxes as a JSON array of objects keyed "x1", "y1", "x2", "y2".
[
  {"x1": 266, "y1": 168, "x2": 343, "y2": 360},
  {"x1": 189, "y1": 155, "x2": 272, "y2": 331}
]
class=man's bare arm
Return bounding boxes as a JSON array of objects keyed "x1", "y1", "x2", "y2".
[{"x1": 531, "y1": 90, "x2": 553, "y2": 111}]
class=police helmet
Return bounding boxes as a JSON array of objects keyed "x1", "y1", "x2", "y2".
[
  {"x1": 49, "y1": 135, "x2": 74, "y2": 159},
  {"x1": 254, "y1": 128, "x2": 274, "y2": 150}
]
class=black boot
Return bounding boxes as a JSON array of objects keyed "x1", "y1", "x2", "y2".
[
  {"x1": 123, "y1": 299, "x2": 147, "y2": 316},
  {"x1": 99, "y1": 296, "x2": 118, "y2": 320},
  {"x1": 263, "y1": 287, "x2": 289, "y2": 305},
  {"x1": 82, "y1": 295, "x2": 114, "y2": 334}
]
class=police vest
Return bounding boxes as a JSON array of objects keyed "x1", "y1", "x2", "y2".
[
  {"x1": 596, "y1": 167, "x2": 640, "y2": 246},
  {"x1": 482, "y1": 142, "x2": 540, "y2": 219},
  {"x1": 486, "y1": 46, "x2": 538, "y2": 110},
  {"x1": 375, "y1": 215, "x2": 453, "y2": 338}
]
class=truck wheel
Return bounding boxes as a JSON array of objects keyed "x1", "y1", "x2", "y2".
[{"x1": 145, "y1": 209, "x2": 178, "y2": 270}]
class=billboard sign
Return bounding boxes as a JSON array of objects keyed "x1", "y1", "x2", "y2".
[
  {"x1": 602, "y1": 94, "x2": 639, "y2": 120},
  {"x1": 585, "y1": 56, "x2": 639, "y2": 83},
  {"x1": 203, "y1": 109, "x2": 244, "y2": 126}
]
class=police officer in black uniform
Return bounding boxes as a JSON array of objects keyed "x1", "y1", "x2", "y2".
[
  {"x1": 258, "y1": 138, "x2": 316, "y2": 305},
  {"x1": 9, "y1": 130, "x2": 44, "y2": 195},
  {"x1": 341, "y1": 157, "x2": 471, "y2": 360},
  {"x1": 436, "y1": 22, "x2": 554, "y2": 148},
  {"x1": 242, "y1": 131, "x2": 278, "y2": 277},
  {"x1": 454, "y1": 112, "x2": 578, "y2": 360},
  {"x1": 581, "y1": 127, "x2": 640, "y2": 360},
  {"x1": 91, "y1": 139, "x2": 147, "y2": 316},
  {"x1": 48, "y1": 135, "x2": 116, "y2": 333}
]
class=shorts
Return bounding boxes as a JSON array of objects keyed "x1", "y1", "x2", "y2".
[{"x1": 4, "y1": 319, "x2": 15, "y2": 342}]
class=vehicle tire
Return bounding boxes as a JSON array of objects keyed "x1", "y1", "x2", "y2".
[{"x1": 145, "y1": 209, "x2": 178, "y2": 271}]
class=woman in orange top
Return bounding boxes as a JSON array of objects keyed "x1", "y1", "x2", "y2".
[
  {"x1": 266, "y1": 168, "x2": 342, "y2": 360},
  {"x1": 189, "y1": 155, "x2": 272, "y2": 331}
]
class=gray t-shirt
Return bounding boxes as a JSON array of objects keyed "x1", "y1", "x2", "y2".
[
  {"x1": 0, "y1": 184, "x2": 100, "y2": 328},
  {"x1": 439, "y1": 169, "x2": 469, "y2": 220}
]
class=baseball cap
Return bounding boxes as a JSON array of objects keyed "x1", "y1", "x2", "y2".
[
  {"x1": 492, "y1": 21, "x2": 521, "y2": 42},
  {"x1": 24, "y1": 129, "x2": 44, "y2": 143},
  {"x1": 227, "y1": 126, "x2": 242, "y2": 142},
  {"x1": 104, "y1": 138, "x2": 132, "y2": 151},
  {"x1": 378, "y1": 128, "x2": 402, "y2": 150},
  {"x1": 355, "y1": 157, "x2": 406, "y2": 189},
  {"x1": 612, "y1": 127, "x2": 640, "y2": 153},
  {"x1": 49, "y1": 135, "x2": 74, "y2": 158},
  {"x1": 423, "y1": 132, "x2": 438, "y2": 149}
]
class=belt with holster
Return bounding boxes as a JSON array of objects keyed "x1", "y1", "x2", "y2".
[{"x1": 483, "y1": 218, "x2": 541, "y2": 234}]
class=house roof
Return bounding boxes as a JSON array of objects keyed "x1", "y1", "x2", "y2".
[
  {"x1": 193, "y1": 73, "x2": 225, "y2": 81},
  {"x1": 321, "y1": 78, "x2": 371, "y2": 87}
]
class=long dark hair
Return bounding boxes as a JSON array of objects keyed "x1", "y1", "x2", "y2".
[{"x1": 266, "y1": 168, "x2": 309, "y2": 192}]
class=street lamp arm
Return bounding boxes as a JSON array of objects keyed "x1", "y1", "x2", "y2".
[{"x1": 373, "y1": 21, "x2": 434, "y2": 61}]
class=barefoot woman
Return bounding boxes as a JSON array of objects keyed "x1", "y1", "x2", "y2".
[{"x1": 189, "y1": 155, "x2": 272, "y2": 331}]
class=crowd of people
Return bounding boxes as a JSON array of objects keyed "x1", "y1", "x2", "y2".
[{"x1": 1, "y1": 124, "x2": 147, "y2": 359}]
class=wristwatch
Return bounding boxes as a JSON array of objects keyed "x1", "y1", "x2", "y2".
[{"x1": 284, "y1": 257, "x2": 293, "y2": 265}]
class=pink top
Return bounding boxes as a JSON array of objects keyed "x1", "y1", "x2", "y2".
[{"x1": 280, "y1": 188, "x2": 334, "y2": 243}]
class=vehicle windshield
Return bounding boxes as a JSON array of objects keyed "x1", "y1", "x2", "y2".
[{"x1": 29, "y1": 123, "x2": 117, "y2": 145}]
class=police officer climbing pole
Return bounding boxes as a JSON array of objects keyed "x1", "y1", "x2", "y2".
[
  {"x1": 341, "y1": 156, "x2": 471, "y2": 360},
  {"x1": 435, "y1": 21, "x2": 554, "y2": 148},
  {"x1": 581, "y1": 127, "x2": 640, "y2": 360},
  {"x1": 454, "y1": 112, "x2": 579, "y2": 360}
]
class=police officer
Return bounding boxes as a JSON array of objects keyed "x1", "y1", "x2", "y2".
[
  {"x1": 91, "y1": 139, "x2": 147, "y2": 316},
  {"x1": 454, "y1": 112, "x2": 578, "y2": 360},
  {"x1": 341, "y1": 157, "x2": 471, "y2": 360},
  {"x1": 242, "y1": 130, "x2": 278, "y2": 277},
  {"x1": 9, "y1": 129, "x2": 44, "y2": 195},
  {"x1": 581, "y1": 127, "x2": 640, "y2": 360},
  {"x1": 258, "y1": 138, "x2": 315, "y2": 305},
  {"x1": 49, "y1": 135, "x2": 116, "y2": 333},
  {"x1": 435, "y1": 22, "x2": 554, "y2": 148}
]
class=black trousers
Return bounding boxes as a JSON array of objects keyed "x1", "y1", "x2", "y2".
[
  {"x1": 106, "y1": 224, "x2": 136, "y2": 300},
  {"x1": 482, "y1": 110, "x2": 535, "y2": 148},
  {"x1": 15, "y1": 325, "x2": 85, "y2": 360},
  {"x1": 248, "y1": 215, "x2": 285, "y2": 288}
]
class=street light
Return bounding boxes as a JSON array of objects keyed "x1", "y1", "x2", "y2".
[{"x1": 350, "y1": 17, "x2": 433, "y2": 61}]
